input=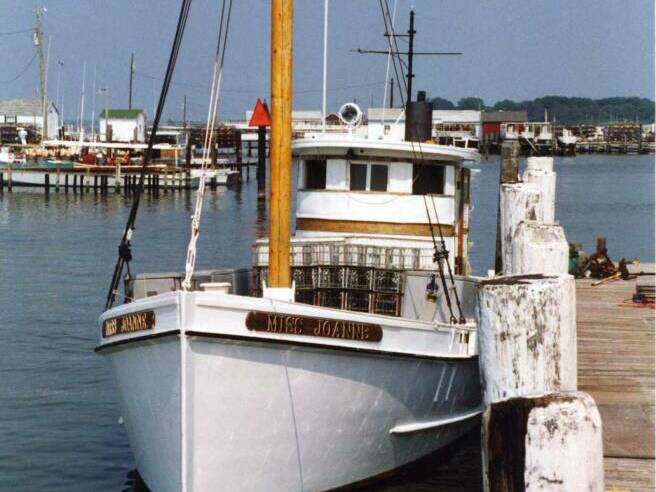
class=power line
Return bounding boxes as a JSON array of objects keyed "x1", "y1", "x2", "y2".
[
  {"x1": 0, "y1": 28, "x2": 32, "y2": 36},
  {"x1": 0, "y1": 52, "x2": 37, "y2": 83}
]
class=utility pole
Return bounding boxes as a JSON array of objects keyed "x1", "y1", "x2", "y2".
[
  {"x1": 406, "y1": 9, "x2": 415, "y2": 104},
  {"x1": 128, "y1": 53, "x2": 134, "y2": 109},
  {"x1": 34, "y1": 6, "x2": 47, "y2": 140}
]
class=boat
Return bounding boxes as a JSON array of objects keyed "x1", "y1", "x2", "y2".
[
  {"x1": 96, "y1": 4, "x2": 482, "y2": 491},
  {"x1": 0, "y1": 147, "x2": 26, "y2": 166},
  {"x1": 189, "y1": 166, "x2": 240, "y2": 186},
  {"x1": 557, "y1": 128, "x2": 578, "y2": 154}
]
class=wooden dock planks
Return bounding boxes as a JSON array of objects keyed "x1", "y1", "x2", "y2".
[{"x1": 576, "y1": 275, "x2": 655, "y2": 491}]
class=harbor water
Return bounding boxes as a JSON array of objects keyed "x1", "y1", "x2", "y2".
[{"x1": 0, "y1": 154, "x2": 653, "y2": 491}]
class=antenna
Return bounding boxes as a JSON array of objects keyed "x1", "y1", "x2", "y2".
[{"x1": 353, "y1": 9, "x2": 462, "y2": 103}]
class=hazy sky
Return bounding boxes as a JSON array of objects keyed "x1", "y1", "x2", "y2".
[{"x1": 1, "y1": 0, "x2": 654, "y2": 122}]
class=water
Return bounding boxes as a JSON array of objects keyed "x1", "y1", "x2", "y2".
[{"x1": 0, "y1": 154, "x2": 652, "y2": 491}]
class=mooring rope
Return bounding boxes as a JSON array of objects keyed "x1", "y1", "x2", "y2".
[
  {"x1": 182, "y1": 0, "x2": 233, "y2": 291},
  {"x1": 105, "y1": 0, "x2": 193, "y2": 310}
]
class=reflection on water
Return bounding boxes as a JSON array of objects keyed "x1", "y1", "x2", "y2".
[{"x1": 0, "y1": 155, "x2": 652, "y2": 491}]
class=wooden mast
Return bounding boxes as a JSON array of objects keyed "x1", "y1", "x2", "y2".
[{"x1": 268, "y1": 0, "x2": 293, "y2": 289}]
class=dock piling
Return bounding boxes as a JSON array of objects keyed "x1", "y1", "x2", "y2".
[{"x1": 478, "y1": 153, "x2": 605, "y2": 491}]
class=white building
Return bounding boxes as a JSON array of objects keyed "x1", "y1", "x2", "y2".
[
  {"x1": 99, "y1": 109, "x2": 146, "y2": 142},
  {"x1": 0, "y1": 99, "x2": 59, "y2": 139}
]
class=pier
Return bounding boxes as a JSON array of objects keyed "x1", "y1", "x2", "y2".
[{"x1": 577, "y1": 271, "x2": 655, "y2": 491}]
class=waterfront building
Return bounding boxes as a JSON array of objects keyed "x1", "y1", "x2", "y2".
[
  {"x1": 0, "y1": 98, "x2": 59, "y2": 140},
  {"x1": 99, "y1": 109, "x2": 146, "y2": 143}
]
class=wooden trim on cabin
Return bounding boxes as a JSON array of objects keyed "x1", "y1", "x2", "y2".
[{"x1": 296, "y1": 218, "x2": 461, "y2": 237}]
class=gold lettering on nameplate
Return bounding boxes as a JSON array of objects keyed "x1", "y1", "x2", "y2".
[
  {"x1": 102, "y1": 310, "x2": 156, "y2": 338},
  {"x1": 245, "y1": 312, "x2": 382, "y2": 342}
]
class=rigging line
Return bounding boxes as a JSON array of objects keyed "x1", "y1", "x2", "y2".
[
  {"x1": 412, "y1": 138, "x2": 466, "y2": 324},
  {"x1": 182, "y1": 0, "x2": 233, "y2": 290},
  {"x1": 382, "y1": 0, "x2": 407, "y2": 104},
  {"x1": 427, "y1": 186, "x2": 466, "y2": 324},
  {"x1": 105, "y1": 0, "x2": 193, "y2": 310},
  {"x1": 422, "y1": 192, "x2": 457, "y2": 324},
  {"x1": 378, "y1": 0, "x2": 405, "y2": 108},
  {"x1": 0, "y1": 52, "x2": 37, "y2": 83}
]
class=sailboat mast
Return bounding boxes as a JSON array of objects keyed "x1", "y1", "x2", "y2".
[{"x1": 268, "y1": 0, "x2": 294, "y2": 289}]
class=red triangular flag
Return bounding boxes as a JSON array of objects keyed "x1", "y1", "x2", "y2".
[{"x1": 249, "y1": 98, "x2": 271, "y2": 127}]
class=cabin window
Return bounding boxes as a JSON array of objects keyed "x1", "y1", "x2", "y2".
[
  {"x1": 412, "y1": 164, "x2": 445, "y2": 195},
  {"x1": 349, "y1": 163, "x2": 367, "y2": 190},
  {"x1": 349, "y1": 162, "x2": 388, "y2": 192},
  {"x1": 304, "y1": 159, "x2": 327, "y2": 189}
]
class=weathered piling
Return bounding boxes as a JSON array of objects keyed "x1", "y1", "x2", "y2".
[
  {"x1": 476, "y1": 274, "x2": 604, "y2": 491},
  {"x1": 494, "y1": 140, "x2": 520, "y2": 273},
  {"x1": 477, "y1": 275, "x2": 577, "y2": 402},
  {"x1": 44, "y1": 173, "x2": 50, "y2": 193},
  {"x1": 480, "y1": 145, "x2": 604, "y2": 490},
  {"x1": 509, "y1": 221, "x2": 569, "y2": 275},
  {"x1": 7, "y1": 166, "x2": 12, "y2": 191},
  {"x1": 524, "y1": 157, "x2": 556, "y2": 223},
  {"x1": 499, "y1": 183, "x2": 541, "y2": 274},
  {"x1": 482, "y1": 392, "x2": 604, "y2": 491}
]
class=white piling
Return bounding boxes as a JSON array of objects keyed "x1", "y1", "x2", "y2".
[
  {"x1": 509, "y1": 221, "x2": 569, "y2": 275},
  {"x1": 524, "y1": 393, "x2": 604, "y2": 491},
  {"x1": 482, "y1": 392, "x2": 604, "y2": 491},
  {"x1": 476, "y1": 275, "x2": 577, "y2": 404},
  {"x1": 499, "y1": 183, "x2": 542, "y2": 275},
  {"x1": 524, "y1": 156, "x2": 556, "y2": 223}
]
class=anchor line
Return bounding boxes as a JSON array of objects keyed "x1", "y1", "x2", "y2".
[{"x1": 105, "y1": 0, "x2": 193, "y2": 310}]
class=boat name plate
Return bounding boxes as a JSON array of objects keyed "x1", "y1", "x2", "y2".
[
  {"x1": 102, "y1": 310, "x2": 156, "y2": 338},
  {"x1": 245, "y1": 311, "x2": 382, "y2": 342}
]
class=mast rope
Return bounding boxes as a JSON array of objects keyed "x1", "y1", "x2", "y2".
[
  {"x1": 105, "y1": 0, "x2": 193, "y2": 310},
  {"x1": 182, "y1": 0, "x2": 233, "y2": 291},
  {"x1": 411, "y1": 139, "x2": 466, "y2": 324}
]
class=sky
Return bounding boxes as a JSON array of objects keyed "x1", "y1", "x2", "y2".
[{"x1": 0, "y1": 0, "x2": 654, "y2": 122}]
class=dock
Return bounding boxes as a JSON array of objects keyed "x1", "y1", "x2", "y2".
[{"x1": 577, "y1": 271, "x2": 655, "y2": 492}]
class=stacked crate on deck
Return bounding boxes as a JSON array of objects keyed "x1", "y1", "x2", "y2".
[{"x1": 251, "y1": 239, "x2": 434, "y2": 317}]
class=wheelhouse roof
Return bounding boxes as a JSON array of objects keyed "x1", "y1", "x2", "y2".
[{"x1": 292, "y1": 135, "x2": 480, "y2": 163}]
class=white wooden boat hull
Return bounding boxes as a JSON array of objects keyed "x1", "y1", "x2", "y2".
[{"x1": 98, "y1": 292, "x2": 481, "y2": 491}]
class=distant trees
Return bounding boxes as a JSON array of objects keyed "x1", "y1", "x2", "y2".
[
  {"x1": 431, "y1": 97, "x2": 455, "y2": 110},
  {"x1": 429, "y1": 95, "x2": 655, "y2": 124}
]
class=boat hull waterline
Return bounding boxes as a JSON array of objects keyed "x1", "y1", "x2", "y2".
[{"x1": 97, "y1": 292, "x2": 481, "y2": 491}]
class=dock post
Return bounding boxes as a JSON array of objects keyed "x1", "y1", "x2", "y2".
[
  {"x1": 494, "y1": 140, "x2": 520, "y2": 273},
  {"x1": 478, "y1": 153, "x2": 604, "y2": 491},
  {"x1": 7, "y1": 166, "x2": 12, "y2": 191},
  {"x1": 210, "y1": 176, "x2": 217, "y2": 190},
  {"x1": 115, "y1": 165, "x2": 121, "y2": 193},
  {"x1": 93, "y1": 175, "x2": 98, "y2": 193},
  {"x1": 64, "y1": 174, "x2": 69, "y2": 193},
  {"x1": 523, "y1": 157, "x2": 556, "y2": 223},
  {"x1": 476, "y1": 275, "x2": 604, "y2": 492},
  {"x1": 257, "y1": 126, "x2": 267, "y2": 199},
  {"x1": 499, "y1": 183, "x2": 541, "y2": 274},
  {"x1": 45, "y1": 173, "x2": 50, "y2": 193},
  {"x1": 55, "y1": 166, "x2": 61, "y2": 192},
  {"x1": 0, "y1": 171, "x2": 4, "y2": 192}
]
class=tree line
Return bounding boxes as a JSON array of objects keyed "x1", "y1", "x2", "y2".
[{"x1": 430, "y1": 95, "x2": 655, "y2": 124}]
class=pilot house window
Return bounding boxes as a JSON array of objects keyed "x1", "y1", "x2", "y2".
[
  {"x1": 349, "y1": 162, "x2": 388, "y2": 192},
  {"x1": 304, "y1": 159, "x2": 327, "y2": 189},
  {"x1": 412, "y1": 164, "x2": 445, "y2": 195}
]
